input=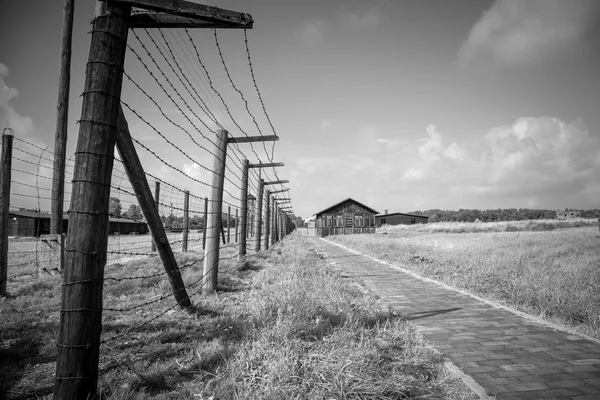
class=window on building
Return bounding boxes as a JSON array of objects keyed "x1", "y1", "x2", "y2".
[
  {"x1": 335, "y1": 216, "x2": 342, "y2": 227},
  {"x1": 381, "y1": 218, "x2": 386, "y2": 225}
]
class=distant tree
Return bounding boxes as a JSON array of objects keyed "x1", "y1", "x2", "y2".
[
  {"x1": 109, "y1": 197, "x2": 122, "y2": 217},
  {"x1": 428, "y1": 213, "x2": 439, "y2": 223},
  {"x1": 165, "y1": 213, "x2": 176, "y2": 229},
  {"x1": 124, "y1": 204, "x2": 143, "y2": 221}
]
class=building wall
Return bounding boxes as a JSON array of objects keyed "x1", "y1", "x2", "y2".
[
  {"x1": 376, "y1": 214, "x2": 428, "y2": 227},
  {"x1": 315, "y1": 200, "x2": 376, "y2": 237}
]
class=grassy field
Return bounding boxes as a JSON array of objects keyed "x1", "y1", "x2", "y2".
[
  {"x1": 330, "y1": 220, "x2": 600, "y2": 339},
  {"x1": 0, "y1": 234, "x2": 476, "y2": 400}
]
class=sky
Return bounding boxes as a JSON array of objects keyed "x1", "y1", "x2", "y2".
[{"x1": 1, "y1": 0, "x2": 599, "y2": 219}]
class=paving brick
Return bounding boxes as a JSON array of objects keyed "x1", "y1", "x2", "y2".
[
  {"x1": 499, "y1": 363, "x2": 538, "y2": 371},
  {"x1": 312, "y1": 238, "x2": 600, "y2": 400},
  {"x1": 504, "y1": 382, "x2": 549, "y2": 392}
]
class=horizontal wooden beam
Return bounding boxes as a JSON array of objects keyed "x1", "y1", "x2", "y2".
[
  {"x1": 247, "y1": 194, "x2": 256, "y2": 200},
  {"x1": 249, "y1": 162, "x2": 284, "y2": 168},
  {"x1": 106, "y1": 0, "x2": 253, "y2": 27},
  {"x1": 227, "y1": 135, "x2": 279, "y2": 144},
  {"x1": 264, "y1": 180, "x2": 289, "y2": 186},
  {"x1": 269, "y1": 189, "x2": 289, "y2": 194},
  {"x1": 128, "y1": 13, "x2": 250, "y2": 28},
  {"x1": 274, "y1": 199, "x2": 291, "y2": 202}
]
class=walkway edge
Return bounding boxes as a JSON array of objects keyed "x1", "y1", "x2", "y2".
[
  {"x1": 321, "y1": 238, "x2": 600, "y2": 346},
  {"x1": 444, "y1": 361, "x2": 494, "y2": 400}
]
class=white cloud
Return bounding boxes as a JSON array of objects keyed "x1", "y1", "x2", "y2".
[
  {"x1": 0, "y1": 63, "x2": 34, "y2": 137},
  {"x1": 320, "y1": 119, "x2": 331, "y2": 132},
  {"x1": 400, "y1": 117, "x2": 600, "y2": 208},
  {"x1": 458, "y1": 0, "x2": 600, "y2": 68},
  {"x1": 183, "y1": 162, "x2": 211, "y2": 184}
]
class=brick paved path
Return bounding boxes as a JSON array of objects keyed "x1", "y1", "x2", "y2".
[{"x1": 309, "y1": 237, "x2": 600, "y2": 400}]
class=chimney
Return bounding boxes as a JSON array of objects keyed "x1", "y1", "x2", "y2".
[{"x1": 384, "y1": 209, "x2": 388, "y2": 215}]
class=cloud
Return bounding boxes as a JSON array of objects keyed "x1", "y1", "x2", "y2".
[
  {"x1": 0, "y1": 63, "x2": 34, "y2": 136},
  {"x1": 183, "y1": 162, "x2": 211, "y2": 184},
  {"x1": 399, "y1": 117, "x2": 600, "y2": 208},
  {"x1": 320, "y1": 120, "x2": 331, "y2": 132},
  {"x1": 458, "y1": 0, "x2": 600, "y2": 68}
]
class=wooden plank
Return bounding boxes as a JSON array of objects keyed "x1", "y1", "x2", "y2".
[
  {"x1": 227, "y1": 135, "x2": 279, "y2": 144},
  {"x1": 255, "y1": 179, "x2": 264, "y2": 251},
  {"x1": 238, "y1": 159, "x2": 248, "y2": 261},
  {"x1": 263, "y1": 180, "x2": 289, "y2": 186},
  {"x1": 54, "y1": 3, "x2": 131, "y2": 398},
  {"x1": 248, "y1": 162, "x2": 284, "y2": 168},
  {"x1": 51, "y1": 0, "x2": 74, "y2": 236},
  {"x1": 105, "y1": 0, "x2": 253, "y2": 27},
  {"x1": 269, "y1": 189, "x2": 289, "y2": 194},
  {"x1": 116, "y1": 107, "x2": 191, "y2": 308},
  {"x1": 128, "y1": 13, "x2": 251, "y2": 28},
  {"x1": 0, "y1": 132, "x2": 13, "y2": 296},
  {"x1": 203, "y1": 129, "x2": 228, "y2": 294}
]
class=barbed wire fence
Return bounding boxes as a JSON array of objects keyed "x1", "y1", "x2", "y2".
[{"x1": 0, "y1": 3, "x2": 297, "y2": 398}]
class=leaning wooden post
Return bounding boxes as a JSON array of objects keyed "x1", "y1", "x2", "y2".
[
  {"x1": 0, "y1": 129, "x2": 13, "y2": 297},
  {"x1": 227, "y1": 205, "x2": 231, "y2": 243},
  {"x1": 151, "y1": 181, "x2": 160, "y2": 252},
  {"x1": 116, "y1": 108, "x2": 191, "y2": 308},
  {"x1": 182, "y1": 190, "x2": 189, "y2": 252},
  {"x1": 272, "y1": 198, "x2": 277, "y2": 245},
  {"x1": 51, "y1": 0, "x2": 74, "y2": 236},
  {"x1": 202, "y1": 129, "x2": 228, "y2": 294},
  {"x1": 264, "y1": 190, "x2": 271, "y2": 250},
  {"x1": 238, "y1": 159, "x2": 248, "y2": 260},
  {"x1": 255, "y1": 179, "x2": 264, "y2": 251},
  {"x1": 202, "y1": 196, "x2": 208, "y2": 250},
  {"x1": 54, "y1": 3, "x2": 131, "y2": 399}
]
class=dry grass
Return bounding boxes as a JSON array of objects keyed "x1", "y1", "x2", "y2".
[
  {"x1": 378, "y1": 218, "x2": 597, "y2": 234},
  {"x1": 330, "y1": 223, "x2": 600, "y2": 338},
  {"x1": 0, "y1": 235, "x2": 477, "y2": 400}
]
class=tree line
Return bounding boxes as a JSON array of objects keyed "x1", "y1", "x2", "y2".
[{"x1": 406, "y1": 208, "x2": 600, "y2": 223}]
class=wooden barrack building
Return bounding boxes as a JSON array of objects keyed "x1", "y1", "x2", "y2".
[{"x1": 314, "y1": 198, "x2": 378, "y2": 237}]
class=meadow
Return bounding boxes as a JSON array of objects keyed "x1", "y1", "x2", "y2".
[
  {"x1": 330, "y1": 219, "x2": 600, "y2": 339},
  {"x1": 0, "y1": 234, "x2": 476, "y2": 400}
]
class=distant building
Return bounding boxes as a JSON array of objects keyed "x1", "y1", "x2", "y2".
[
  {"x1": 375, "y1": 212, "x2": 428, "y2": 227},
  {"x1": 556, "y1": 210, "x2": 580, "y2": 220},
  {"x1": 313, "y1": 198, "x2": 378, "y2": 237},
  {"x1": 8, "y1": 210, "x2": 149, "y2": 237}
]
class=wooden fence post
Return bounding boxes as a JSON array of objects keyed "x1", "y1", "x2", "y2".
[
  {"x1": 264, "y1": 190, "x2": 270, "y2": 250},
  {"x1": 0, "y1": 130, "x2": 13, "y2": 297},
  {"x1": 255, "y1": 179, "x2": 264, "y2": 251},
  {"x1": 202, "y1": 129, "x2": 228, "y2": 294},
  {"x1": 51, "y1": 0, "x2": 74, "y2": 236},
  {"x1": 182, "y1": 190, "x2": 189, "y2": 252},
  {"x1": 238, "y1": 159, "x2": 248, "y2": 261},
  {"x1": 227, "y1": 205, "x2": 231, "y2": 243},
  {"x1": 54, "y1": 3, "x2": 131, "y2": 398},
  {"x1": 235, "y1": 208, "x2": 238, "y2": 243},
  {"x1": 115, "y1": 108, "x2": 191, "y2": 308},
  {"x1": 151, "y1": 181, "x2": 160, "y2": 252},
  {"x1": 202, "y1": 196, "x2": 208, "y2": 250}
]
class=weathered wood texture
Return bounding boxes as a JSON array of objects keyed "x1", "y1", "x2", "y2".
[
  {"x1": 203, "y1": 130, "x2": 228, "y2": 294},
  {"x1": 227, "y1": 135, "x2": 278, "y2": 144},
  {"x1": 116, "y1": 109, "x2": 191, "y2": 308},
  {"x1": 182, "y1": 190, "x2": 189, "y2": 251},
  {"x1": 264, "y1": 190, "x2": 271, "y2": 250},
  {"x1": 315, "y1": 199, "x2": 378, "y2": 237},
  {"x1": 238, "y1": 159, "x2": 248, "y2": 260},
  {"x1": 0, "y1": 132, "x2": 13, "y2": 296},
  {"x1": 202, "y1": 197, "x2": 207, "y2": 249},
  {"x1": 151, "y1": 181, "x2": 160, "y2": 252},
  {"x1": 51, "y1": 0, "x2": 75, "y2": 235},
  {"x1": 255, "y1": 179, "x2": 264, "y2": 251},
  {"x1": 128, "y1": 13, "x2": 248, "y2": 28},
  {"x1": 105, "y1": 0, "x2": 253, "y2": 27},
  {"x1": 54, "y1": 3, "x2": 131, "y2": 398}
]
